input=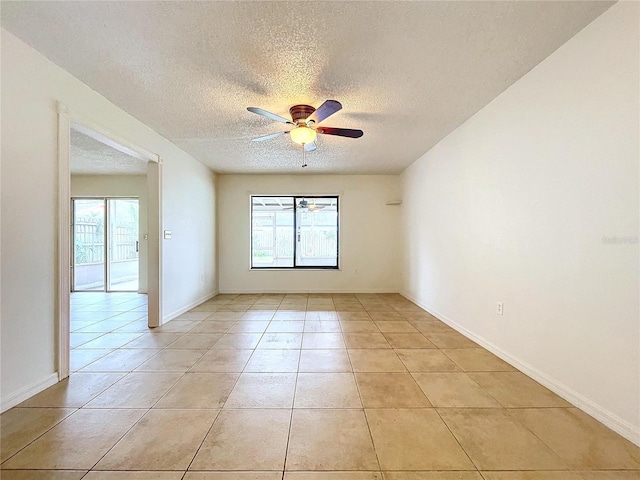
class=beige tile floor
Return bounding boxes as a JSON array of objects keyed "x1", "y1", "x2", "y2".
[{"x1": 2, "y1": 292, "x2": 640, "y2": 480}]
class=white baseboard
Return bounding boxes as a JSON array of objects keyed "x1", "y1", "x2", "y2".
[
  {"x1": 400, "y1": 291, "x2": 640, "y2": 447},
  {"x1": 162, "y1": 291, "x2": 217, "y2": 323},
  {"x1": 1, "y1": 373, "x2": 59, "y2": 413}
]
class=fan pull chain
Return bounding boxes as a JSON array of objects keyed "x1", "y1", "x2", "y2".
[{"x1": 301, "y1": 143, "x2": 308, "y2": 168}]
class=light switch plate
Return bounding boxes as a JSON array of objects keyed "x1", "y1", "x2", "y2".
[{"x1": 163, "y1": 230, "x2": 172, "y2": 239}]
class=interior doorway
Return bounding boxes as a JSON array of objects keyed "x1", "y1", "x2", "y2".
[
  {"x1": 72, "y1": 197, "x2": 140, "y2": 292},
  {"x1": 57, "y1": 102, "x2": 163, "y2": 381},
  {"x1": 67, "y1": 133, "x2": 151, "y2": 372}
]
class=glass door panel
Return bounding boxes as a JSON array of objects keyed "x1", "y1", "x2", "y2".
[
  {"x1": 295, "y1": 197, "x2": 338, "y2": 267},
  {"x1": 73, "y1": 199, "x2": 106, "y2": 291},
  {"x1": 107, "y1": 198, "x2": 139, "y2": 291},
  {"x1": 251, "y1": 196, "x2": 295, "y2": 268}
]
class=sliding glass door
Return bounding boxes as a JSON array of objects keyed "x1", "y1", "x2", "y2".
[
  {"x1": 251, "y1": 196, "x2": 339, "y2": 269},
  {"x1": 294, "y1": 197, "x2": 338, "y2": 267},
  {"x1": 72, "y1": 199, "x2": 106, "y2": 291},
  {"x1": 72, "y1": 198, "x2": 139, "y2": 292},
  {"x1": 107, "y1": 198, "x2": 139, "y2": 291}
]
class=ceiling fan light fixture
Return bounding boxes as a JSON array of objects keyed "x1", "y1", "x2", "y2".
[
  {"x1": 248, "y1": 101, "x2": 363, "y2": 156},
  {"x1": 290, "y1": 126, "x2": 317, "y2": 145}
]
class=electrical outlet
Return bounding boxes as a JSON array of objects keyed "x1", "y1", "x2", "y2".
[
  {"x1": 200, "y1": 273, "x2": 205, "y2": 283},
  {"x1": 496, "y1": 302, "x2": 504, "y2": 316}
]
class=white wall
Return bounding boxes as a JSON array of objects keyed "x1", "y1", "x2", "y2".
[
  {"x1": 161, "y1": 153, "x2": 217, "y2": 318},
  {"x1": 401, "y1": 2, "x2": 639, "y2": 444},
  {"x1": 0, "y1": 29, "x2": 217, "y2": 409},
  {"x1": 71, "y1": 175, "x2": 149, "y2": 293},
  {"x1": 218, "y1": 174, "x2": 401, "y2": 293}
]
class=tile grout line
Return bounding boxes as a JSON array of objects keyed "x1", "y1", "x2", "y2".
[
  {"x1": 279, "y1": 297, "x2": 298, "y2": 480},
  {"x1": 499, "y1": 405, "x2": 573, "y2": 471},
  {"x1": 183, "y1": 295, "x2": 273, "y2": 474},
  {"x1": 397, "y1": 299, "x2": 578, "y2": 474},
  {"x1": 75, "y1": 293, "x2": 217, "y2": 475},
  {"x1": 397, "y1": 299, "x2": 481, "y2": 473},
  {"x1": 432, "y1": 403, "x2": 483, "y2": 473},
  {"x1": 7, "y1": 293, "x2": 637, "y2": 476},
  {"x1": 0, "y1": 407, "x2": 78, "y2": 467},
  {"x1": 71, "y1": 309, "x2": 148, "y2": 334},
  {"x1": 281, "y1": 298, "x2": 306, "y2": 476},
  {"x1": 83, "y1": 405, "x2": 153, "y2": 473},
  {"x1": 344, "y1": 299, "x2": 384, "y2": 477}
]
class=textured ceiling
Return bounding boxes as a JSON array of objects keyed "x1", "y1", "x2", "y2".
[
  {"x1": 2, "y1": 1, "x2": 613, "y2": 174},
  {"x1": 70, "y1": 129, "x2": 148, "y2": 176}
]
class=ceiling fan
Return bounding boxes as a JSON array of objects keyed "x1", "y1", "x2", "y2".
[
  {"x1": 283, "y1": 198, "x2": 325, "y2": 211},
  {"x1": 247, "y1": 100, "x2": 364, "y2": 153}
]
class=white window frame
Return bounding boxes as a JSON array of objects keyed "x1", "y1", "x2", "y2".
[{"x1": 249, "y1": 194, "x2": 340, "y2": 270}]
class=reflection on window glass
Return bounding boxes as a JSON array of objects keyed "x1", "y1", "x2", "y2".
[
  {"x1": 251, "y1": 196, "x2": 294, "y2": 268},
  {"x1": 251, "y1": 196, "x2": 338, "y2": 269}
]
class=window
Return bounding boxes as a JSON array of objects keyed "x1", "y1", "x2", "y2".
[{"x1": 251, "y1": 196, "x2": 339, "y2": 269}]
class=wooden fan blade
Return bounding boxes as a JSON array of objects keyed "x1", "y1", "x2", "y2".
[
  {"x1": 251, "y1": 131, "x2": 288, "y2": 142},
  {"x1": 317, "y1": 127, "x2": 364, "y2": 138},
  {"x1": 307, "y1": 100, "x2": 342, "y2": 125},
  {"x1": 247, "y1": 107, "x2": 293, "y2": 124},
  {"x1": 304, "y1": 142, "x2": 317, "y2": 152}
]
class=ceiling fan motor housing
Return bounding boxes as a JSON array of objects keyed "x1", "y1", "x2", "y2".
[{"x1": 289, "y1": 104, "x2": 316, "y2": 124}]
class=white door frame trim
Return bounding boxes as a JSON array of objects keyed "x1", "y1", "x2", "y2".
[{"x1": 56, "y1": 102, "x2": 163, "y2": 381}]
